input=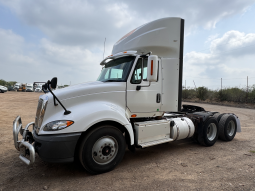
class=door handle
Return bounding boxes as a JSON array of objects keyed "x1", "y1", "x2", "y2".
[{"x1": 156, "y1": 93, "x2": 161, "y2": 103}]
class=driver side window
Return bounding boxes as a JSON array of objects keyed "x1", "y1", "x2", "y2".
[{"x1": 131, "y1": 58, "x2": 143, "y2": 84}]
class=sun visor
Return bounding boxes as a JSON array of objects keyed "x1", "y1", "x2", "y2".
[{"x1": 100, "y1": 51, "x2": 137, "y2": 65}]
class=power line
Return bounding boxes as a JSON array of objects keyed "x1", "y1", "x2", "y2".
[{"x1": 184, "y1": 76, "x2": 255, "y2": 80}]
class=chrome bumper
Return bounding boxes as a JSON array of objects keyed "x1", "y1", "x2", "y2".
[{"x1": 13, "y1": 116, "x2": 35, "y2": 165}]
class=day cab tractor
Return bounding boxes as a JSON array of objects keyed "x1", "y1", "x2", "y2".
[{"x1": 13, "y1": 17, "x2": 241, "y2": 174}]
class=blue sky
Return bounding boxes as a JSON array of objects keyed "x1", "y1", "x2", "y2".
[{"x1": 0, "y1": 0, "x2": 255, "y2": 89}]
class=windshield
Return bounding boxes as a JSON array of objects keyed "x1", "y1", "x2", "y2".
[
  {"x1": 27, "y1": 86, "x2": 33, "y2": 88},
  {"x1": 97, "y1": 56, "x2": 135, "y2": 82}
]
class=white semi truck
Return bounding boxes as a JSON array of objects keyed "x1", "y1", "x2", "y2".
[
  {"x1": 13, "y1": 17, "x2": 241, "y2": 174},
  {"x1": 14, "y1": 83, "x2": 21, "y2": 91},
  {"x1": 26, "y1": 83, "x2": 34, "y2": 92}
]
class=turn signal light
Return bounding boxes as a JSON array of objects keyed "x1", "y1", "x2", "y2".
[
  {"x1": 151, "y1": 60, "x2": 153, "y2": 75},
  {"x1": 123, "y1": 51, "x2": 127, "y2": 53},
  {"x1": 131, "y1": 114, "x2": 137, "y2": 117},
  {"x1": 66, "y1": 121, "x2": 74, "y2": 126}
]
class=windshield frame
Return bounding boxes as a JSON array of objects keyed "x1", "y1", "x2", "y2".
[{"x1": 97, "y1": 56, "x2": 136, "y2": 82}]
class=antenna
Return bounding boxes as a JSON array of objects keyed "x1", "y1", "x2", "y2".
[{"x1": 103, "y1": 38, "x2": 106, "y2": 59}]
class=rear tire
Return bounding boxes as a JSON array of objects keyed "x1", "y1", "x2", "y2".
[
  {"x1": 198, "y1": 117, "x2": 219, "y2": 147},
  {"x1": 219, "y1": 114, "x2": 237, "y2": 141},
  {"x1": 213, "y1": 113, "x2": 224, "y2": 122},
  {"x1": 79, "y1": 125, "x2": 126, "y2": 174}
]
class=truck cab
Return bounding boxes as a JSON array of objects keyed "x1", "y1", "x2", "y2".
[
  {"x1": 13, "y1": 17, "x2": 241, "y2": 174},
  {"x1": 14, "y1": 83, "x2": 21, "y2": 91},
  {"x1": 26, "y1": 83, "x2": 34, "y2": 92}
]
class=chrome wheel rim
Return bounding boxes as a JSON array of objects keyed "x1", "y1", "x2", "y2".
[
  {"x1": 227, "y1": 120, "x2": 235, "y2": 136},
  {"x1": 207, "y1": 123, "x2": 217, "y2": 141},
  {"x1": 92, "y1": 136, "x2": 118, "y2": 165}
]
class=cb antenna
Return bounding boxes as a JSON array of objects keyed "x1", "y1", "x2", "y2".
[{"x1": 103, "y1": 38, "x2": 106, "y2": 59}]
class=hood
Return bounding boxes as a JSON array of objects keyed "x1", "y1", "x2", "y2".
[{"x1": 41, "y1": 81, "x2": 126, "y2": 102}]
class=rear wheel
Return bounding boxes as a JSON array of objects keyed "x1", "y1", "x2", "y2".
[
  {"x1": 219, "y1": 114, "x2": 237, "y2": 141},
  {"x1": 79, "y1": 125, "x2": 126, "y2": 174},
  {"x1": 198, "y1": 117, "x2": 219, "y2": 147},
  {"x1": 213, "y1": 113, "x2": 224, "y2": 122}
]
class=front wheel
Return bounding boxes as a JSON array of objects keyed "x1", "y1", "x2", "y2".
[{"x1": 79, "y1": 125, "x2": 126, "y2": 174}]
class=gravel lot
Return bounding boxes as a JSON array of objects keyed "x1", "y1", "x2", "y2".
[{"x1": 1, "y1": 92, "x2": 255, "y2": 191}]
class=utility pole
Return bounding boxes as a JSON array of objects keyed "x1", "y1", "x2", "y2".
[
  {"x1": 221, "y1": 78, "x2": 222, "y2": 92},
  {"x1": 246, "y1": 76, "x2": 248, "y2": 102},
  {"x1": 193, "y1": 80, "x2": 196, "y2": 90},
  {"x1": 185, "y1": 80, "x2": 186, "y2": 99}
]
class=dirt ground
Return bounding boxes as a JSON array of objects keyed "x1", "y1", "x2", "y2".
[{"x1": 1, "y1": 92, "x2": 255, "y2": 191}]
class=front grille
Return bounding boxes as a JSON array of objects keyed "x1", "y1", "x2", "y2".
[{"x1": 35, "y1": 98, "x2": 48, "y2": 134}]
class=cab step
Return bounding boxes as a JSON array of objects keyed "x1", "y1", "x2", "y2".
[{"x1": 139, "y1": 138, "x2": 173, "y2": 148}]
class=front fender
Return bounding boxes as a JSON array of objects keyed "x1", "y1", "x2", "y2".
[{"x1": 39, "y1": 99, "x2": 134, "y2": 145}]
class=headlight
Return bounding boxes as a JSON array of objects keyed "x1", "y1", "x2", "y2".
[{"x1": 43, "y1": 120, "x2": 74, "y2": 131}]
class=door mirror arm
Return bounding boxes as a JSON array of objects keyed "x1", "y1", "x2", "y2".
[{"x1": 136, "y1": 82, "x2": 151, "y2": 91}]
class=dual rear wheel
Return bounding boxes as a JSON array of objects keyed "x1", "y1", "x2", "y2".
[{"x1": 197, "y1": 114, "x2": 237, "y2": 147}]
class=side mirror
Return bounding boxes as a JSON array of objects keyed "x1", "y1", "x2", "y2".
[
  {"x1": 147, "y1": 55, "x2": 158, "y2": 82},
  {"x1": 42, "y1": 83, "x2": 48, "y2": 90},
  {"x1": 51, "y1": 77, "x2": 57, "y2": 89}
]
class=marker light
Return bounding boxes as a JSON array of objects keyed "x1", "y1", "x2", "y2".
[
  {"x1": 131, "y1": 114, "x2": 137, "y2": 117},
  {"x1": 43, "y1": 120, "x2": 74, "y2": 131},
  {"x1": 123, "y1": 51, "x2": 127, "y2": 53},
  {"x1": 151, "y1": 60, "x2": 153, "y2": 75}
]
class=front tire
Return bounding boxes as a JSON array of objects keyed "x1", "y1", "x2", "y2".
[{"x1": 79, "y1": 125, "x2": 126, "y2": 174}]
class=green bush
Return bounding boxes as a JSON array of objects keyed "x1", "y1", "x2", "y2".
[
  {"x1": 196, "y1": 87, "x2": 208, "y2": 101},
  {"x1": 182, "y1": 88, "x2": 196, "y2": 99},
  {"x1": 182, "y1": 85, "x2": 255, "y2": 104},
  {"x1": 0, "y1": 79, "x2": 17, "y2": 87}
]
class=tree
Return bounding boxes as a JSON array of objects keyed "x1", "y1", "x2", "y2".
[{"x1": 196, "y1": 86, "x2": 208, "y2": 101}]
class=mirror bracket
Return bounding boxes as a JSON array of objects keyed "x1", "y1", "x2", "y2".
[
  {"x1": 47, "y1": 82, "x2": 71, "y2": 115},
  {"x1": 136, "y1": 82, "x2": 151, "y2": 91}
]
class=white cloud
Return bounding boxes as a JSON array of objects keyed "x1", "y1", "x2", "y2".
[
  {"x1": 205, "y1": 34, "x2": 219, "y2": 43},
  {"x1": 1, "y1": 0, "x2": 254, "y2": 47},
  {"x1": 184, "y1": 30, "x2": 255, "y2": 89},
  {"x1": 0, "y1": 28, "x2": 102, "y2": 85}
]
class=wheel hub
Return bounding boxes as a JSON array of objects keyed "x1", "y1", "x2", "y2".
[
  {"x1": 92, "y1": 136, "x2": 118, "y2": 165},
  {"x1": 227, "y1": 120, "x2": 235, "y2": 136},
  {"x1": 207, "y1": 123, "x2": 217, "y2": 141}
]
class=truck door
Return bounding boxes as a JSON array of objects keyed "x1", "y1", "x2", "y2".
[{"x1": 126, "y1": 57, "x2": 162, "y2": 113}]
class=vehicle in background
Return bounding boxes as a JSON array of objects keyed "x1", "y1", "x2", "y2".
[
  {"x1": 8, "y1": 86, "x2": 15, "y2": 91},
  {"x1": 26, "y1": 83, "x2": 34, "y2": 92},
  {"x1": 34, "y1": 85, "x2": 42, "y2": 92},
  {"x1": 18, "y1": 84, "x2": 26, "y2": 92},
  {"x1": 14, "y1": 83, "x2": 21, "y2": 91},
  {"x1": 0, "y1": 85, "x2": 7, "y2": 93}
]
